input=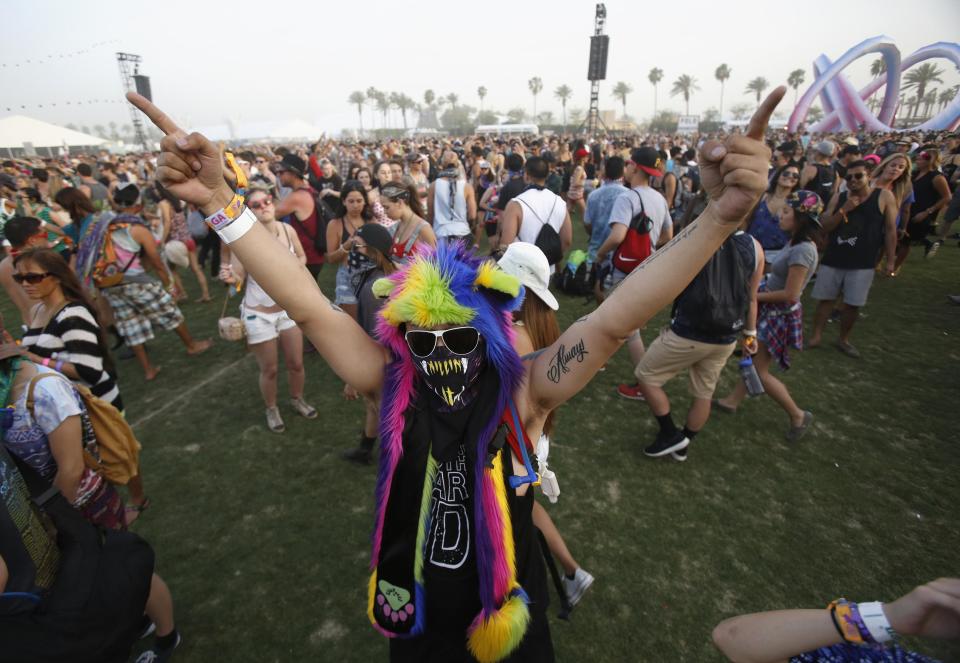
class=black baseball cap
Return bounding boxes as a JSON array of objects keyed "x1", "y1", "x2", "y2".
[
  {"x1": 629, "y1": 147, "x2": 664, "y2": 177},
  {"x1": 276, "y1": 154, "x2": 306, "y2": 177},
  {"x1": 355, "y1": 222, "x2": 393, "y2": 258}
]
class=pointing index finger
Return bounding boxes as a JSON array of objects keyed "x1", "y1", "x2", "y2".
[
  {"x1": 745, "y1": 86, "x2": 786, "y2": 142},
  {"x1": 126, "y1": 92, "x2": 183, "y2": 137}
]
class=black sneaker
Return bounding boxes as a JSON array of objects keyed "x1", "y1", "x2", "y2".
[
  {"x1": 135, "y1": 632, "x2": 181, "y2": 663},
  {"x1": 643, "y1": 429, "x2": 689, "y2": 458}
]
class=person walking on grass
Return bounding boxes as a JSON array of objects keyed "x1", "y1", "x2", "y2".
[
  {"x1": 94, "y1": 183, "x2": 212, "y2": 381},
  {"x1": 497, "y1": 242, "x2": 594, "y2": 608},
  {"x1": 220, "y1": 188, "x2": 317, "y2": 433},
  {"x1": 714, "y1": 191, "x2": 822, "y2": 442},
  {"x1": 128, "y1": 84, "x2": 786, "y2": 663}
]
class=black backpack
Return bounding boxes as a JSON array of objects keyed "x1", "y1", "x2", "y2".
[
  {"x1": 516, "y1": 189, "x2": 563, "y2": 265},
  {"x1": 809, "y1": 163, "x2": 837, "y2": 204},
  {"x1": 553, "y1": 250, "x2": 593, "y2": 297},
  {"x1": 671, "y1": 233, "x2": 754, "y2": 338}
]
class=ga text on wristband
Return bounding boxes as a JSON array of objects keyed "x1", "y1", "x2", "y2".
[{"x1": 207, "y1": 206, "x2": 256, "y2": 244}]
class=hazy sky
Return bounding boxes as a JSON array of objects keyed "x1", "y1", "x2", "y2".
[{"x1": 3, "y1": 0, "x2": 959, "y2": 135}]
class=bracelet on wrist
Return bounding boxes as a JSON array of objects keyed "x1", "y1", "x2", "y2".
[
  {"x1": 827, "y1": 599, "x2": 866, "y2": 645},
  {"x1": 858, "y1": 601, "x2": 896, "y2": 644},
  {"x1": 54, "y1": 360, "x2": 64, "y2": 372},
  {"x1": 41, "y1": 357, "x2": 51, "y2": 367},
  {"x1": 207, "y1": 206, "x2": 256, "y2": 244},
  {"x1": 743, "y1": 329, "x2": 757, "y2": 337}
]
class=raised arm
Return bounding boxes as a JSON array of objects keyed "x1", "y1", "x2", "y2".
[
  {"x1": 525, "y1": 88, "x2": 786, "y2": 413},
  {"x1": 126, "y1": 93, "x2": 388, "y2": 397}
]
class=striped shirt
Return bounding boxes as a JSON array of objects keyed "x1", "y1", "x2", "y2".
[{"x1": 22, "y1": 303, "x2": 123, "y2": 411}]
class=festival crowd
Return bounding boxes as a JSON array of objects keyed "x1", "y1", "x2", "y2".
[{"x1": 0, "y1": 84, "x2": 958, "y2": 663}]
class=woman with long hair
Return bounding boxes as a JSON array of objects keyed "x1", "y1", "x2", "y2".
[
  {"x1": 325, "y1": 180, "x2": 373, "y2": 321},
  {"x1": 746, "y1": 164, "x2": 801, "y2": 264},
  {"x1": 155, "y1": 182, "x2": 212, "y2": 302},
  {"x1": 497, "y1": 242, "x2": 594, "y2": 607},
  {"x1": 222, "y1": 188, "x2": 317, "y2": 433},
  {"x1": 12, "y1": 247, "x2": 154, "y2": 518},
  {"x1": 53, "y1": 186, "x2": 97, "y2": 245},
  {"x1": 904, "y1": 148, "x2": 951, "y2": 260},
  {"x1": 340, "y1": 223, "x2": 397, "y2": 465},
  {"x1": 380, "y1": 181, "x2": 436, "y2": 264},
  {"x1": 872, "y1": 153, "x2": 914, "y2": 272},
  {"x1": 715, "y1": 191, "x2": 823, "y2": 441}
]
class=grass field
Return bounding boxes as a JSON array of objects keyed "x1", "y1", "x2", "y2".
[{"x1": 9, "y1": 225, "x2": 958, "y2": 662}]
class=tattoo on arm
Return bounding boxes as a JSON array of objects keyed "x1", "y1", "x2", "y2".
[{"x1": 546, "y1": 339, "x2": 589, "y2": 383}]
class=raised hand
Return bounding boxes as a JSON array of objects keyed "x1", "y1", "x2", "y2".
[
  {"x1": 126, "y1": 92, "x2": 233, "y2": 214},
  {"x1": 699, "y1": 86, "x2": 786, "y2": 224}
]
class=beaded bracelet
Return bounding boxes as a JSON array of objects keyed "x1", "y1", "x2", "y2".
[{"x1": 54, "y1": 360, "x2": 64, "y2": 372}]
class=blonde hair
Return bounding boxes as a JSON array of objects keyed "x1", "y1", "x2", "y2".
[{"x1": 872, "y1": 153, "x2": 913, "y2": 208}]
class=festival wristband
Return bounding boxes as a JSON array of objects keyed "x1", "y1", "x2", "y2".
[
  {"x1": 828, "y1": 599, "x2": 866, "y2": 645},
  {"x1": 54, "y1": 360, "x2": 64, "y2": 372},
  {"x1": 41, "y1": 357, "x2": 51, "y2": 367},
  {"x1": 858, "y1": 601, "x2": 896, "y2": 644},
  {"x1": 207, "y1": 206, "x2": 256, "y2": 244},
  {"x1": 205, "y1": 192, "x2": 246, "y2": 232},
  {"x1": 743, "y1": 329, "x2": 757, "y2": 337}
]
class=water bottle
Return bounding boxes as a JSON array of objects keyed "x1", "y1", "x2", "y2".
[{"x1": 739, "y1": 357, "x2": 765, "y2": 397}]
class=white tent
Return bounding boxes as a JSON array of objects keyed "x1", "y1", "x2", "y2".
[{"x1": 0, "y1": 115, "x2": 106, "y2": 156}]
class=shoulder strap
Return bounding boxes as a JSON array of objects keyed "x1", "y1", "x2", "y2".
[
  {"x1": 404, "y1": 221, "x2": 426, "y2": 254},
  {"x1": 505, "y1": 400, "x2": 539, "y2": 490}
]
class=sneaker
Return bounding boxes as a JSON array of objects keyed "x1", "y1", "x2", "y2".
[
  {"x1": 138, "y1": 616, "x2": 156, "y2": 640},
  {"x1": 925, "y1": 240, "x2": 941, "y2": 258},
  {"x1": 265, "y1": 406, "x2": 285, "y2": 433},
  {"x1": 786, "y1": 411, "x2": 814, "y2": 443},
  {"x1": 835, "y1": 341, "x2": 861, "y2": 359},
  {"x1": 561, "y1": 568, "x2": 594, "y2": 607},
  {"x1": 290, "y1": 397, "x2": 318, "y2": 419},
  {"x1": 671, "y1": 446, "x2": 688, "y2": 462},
  {"x1": 643, "y1": 429, "x2": 689, "y2": 458},
  {"x1": 617, "y1": 383, "x2": 646, "y2": 401},
  {"x1": 948, "y1": 295, "x2": 960, "y2": 305},
  {"x1": 136, "y1": 632, "x2": 182, "y2": 663},
  {"x1": 341, "y1": 446, "x2": 373, "y2": 465}
]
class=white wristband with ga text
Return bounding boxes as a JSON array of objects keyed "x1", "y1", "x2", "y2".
[
  {"x1": 858, "y1": 601, "x2": 896, "y2": 643},
  {"x1": 207, "y1": 206, "x2": 256, "y2": 244}
]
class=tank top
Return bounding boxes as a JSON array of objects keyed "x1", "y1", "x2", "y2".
[
  {"x1": 748, "y1": 198, "x2": 790, "y2": 250},
  {"x1": 911, "y1": 170, "x2": 941, "y2": 216},
  {"x1": 433, "y1": 178, "x2": 470, "y2": 238},
  {"x1": 244, "y1": 225, "x2": 296, "y2": 308},
  {"x1": 821, "y1": 188, "x2": 885, "y2": 270},
  {"x1": 284, "y1": 187, "x2": 323, "y2": 265},
  {"x1": 389, "y1": 218, "x2": 427, "y2": 263},
  {"x1": 513, "y1": 187, "x2": 566, "y2": 246}
]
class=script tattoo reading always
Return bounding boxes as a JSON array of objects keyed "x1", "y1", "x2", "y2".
[{"x1": 546, "y1": 339, "x2": 588, "y2": 383}]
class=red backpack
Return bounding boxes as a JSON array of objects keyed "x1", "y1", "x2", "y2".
[{"x1": 612, "y1": 190, "x2": 654, "y2": 274}]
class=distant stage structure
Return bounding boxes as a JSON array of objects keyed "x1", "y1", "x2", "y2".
[{"x1": 788, "y1": 35, "x2": 960, "y2": 133}]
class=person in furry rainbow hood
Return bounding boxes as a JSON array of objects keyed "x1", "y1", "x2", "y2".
[{"x1": 127, "y1": 84, "x2": 787, "y2": 663}]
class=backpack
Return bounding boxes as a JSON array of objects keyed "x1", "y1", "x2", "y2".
[
  {"x1": 26, "y1": 373, "x2": 141, "y2": 485},
  {"x1": 809, "y1": 162, "x2": 837, "y2": 204},
  {"x1": 75, "y1": 212, "x2": 145, "y2": 291},
  {"x1": 671, "y1": 233, "x2": 754, "y2": 338},
  {"x1": 554, "y1": 249, "x2": 593, "y2": 296},
  {"x1": 289, "y1": 186, "x2": 337, "y2": 255},
  {"x1": 612, "y1": 190, "x2": 654, "y2": 274},
  {"x1": 516, "y1": 190, "x2": 564, "y2": 265}
]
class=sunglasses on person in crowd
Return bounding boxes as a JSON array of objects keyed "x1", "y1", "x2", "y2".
[
  {"x1": 13, "y1": 272, "x2": 52, "y2": 284},
  {"x1": 845, "y1": 172, "x2": 866, "y2": 181},
  {"x1": 404, "y1": 326, "x2": 481, "y2": 358},
  {"x1": 781, "y1": 171, "x2": 800, "y2": 180},
  {"x1": 248, "y1": 197, "x2": 274, "y2": 210}
]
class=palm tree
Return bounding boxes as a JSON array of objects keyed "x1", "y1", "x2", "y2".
[
  {"x1": 348, "y1": 91, "x2": 366, "y2": 130},
  {"x1": 445, "y1": 93, "x2": 458, "y2": 110},
  {"x1": 366, "y1": 87, "x2": 381, "y2": 127},
  {"x1": 715, "y1": 64, "x2": 731, "y2": 121},
  {"x1": 477, "y1": 86, "x2": 487, "y2": 111},
  {"x1": 568, "y1": 107, "x2": 585, "y2": 126},
  {"x1": 648, "y1": 68, "x2": 664, "y2": 115},
  {"x1": 670, "y1": 75, "x2": 699, "y2": 115},
  {"x1": 528, "y1": 77, "x2": 543, "y2": 118},
  {"x1": 108, "y1": 121, "x2": 118, "y2": 140},
  {"x1": 391, "y1": 93, "x2": 416, "y2": 129},
  {"x1": 537, "y1": 111, "x2": 554, "y2": 127},
  {"x1": 744, "y1": 77, "x2": 770, "y2": 106},
  {"x1": 611, "y1": 81, "x2": 632, "y2": 119},
  {"x1": 940, "y1": 86, "x2": 959, "y2": 111},
  {"x1": 554, "y1": 84, "x2": 573, "y2": 132},
  {"x1": 870, "y1": 57, "x2": 887, "y2": 78},
  {"x1": 807, "y1": 105, "x2": 824, "y2": 123},
  {"x1": 923, "y1": 89, "x2": 938, "y2": 118},
  {"x1": 787, "y1": 69, "x2": 806, "y2": 106},
  {"x1": 93, "y1": 124, "x2": 107, "y2": 138},
  {"x1": 902, "y1": 63, "x2": 944, "y2": 118},
  {"x1": 424, "y1": 89, "x2": 436, "y2": 108},
  {"x1": 374, "y1": 92, "x2": 390, "y2": 128}
]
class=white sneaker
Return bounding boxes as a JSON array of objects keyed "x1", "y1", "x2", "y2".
[{"x1": 561, "y1": 568, "x2": 594, "y2": 607}]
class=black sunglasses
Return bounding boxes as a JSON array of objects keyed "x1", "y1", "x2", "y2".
[
  {"x1": 405, "y1": 327, "x2": 480, "y2": 358},
  {"x1": 845, "y1": 172, "x2": 866, "y2": 181},
  {"x1": 13, "y1": 272, "x2": 52, "y2": 284}
]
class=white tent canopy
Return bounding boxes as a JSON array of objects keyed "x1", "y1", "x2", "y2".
[{"x1": 0, "y1": 115, "x2": 106, "y2": 154}]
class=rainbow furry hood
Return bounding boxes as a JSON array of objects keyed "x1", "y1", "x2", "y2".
[{"x1": 368, "y1": 242, "x2": 533, "y2": 662}]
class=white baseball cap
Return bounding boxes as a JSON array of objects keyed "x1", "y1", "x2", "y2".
[{"x1": 497, "y1": 242, "x2": 559, "y2": 311}]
